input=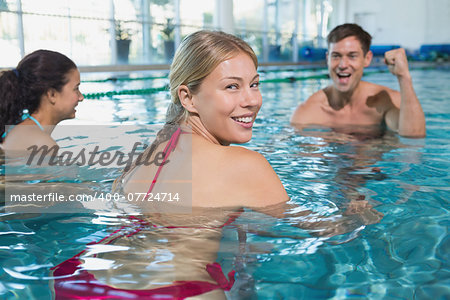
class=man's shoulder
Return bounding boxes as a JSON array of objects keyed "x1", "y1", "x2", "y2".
[
  {"x1": 360, "y1": 81, "x2": 401, "y2": 107},
  {"x1": 296, "y1": 88, "x2": 328, "y2": 110},
  {"x1": 361, "y1": 81, "x2": 398, "y2": 95},
  {"x1": 290, "y1": 88, "x2": 328, "y2": 123},
  {"x1": 306, "y1": 88, "x2": 328, "y2": 103}
]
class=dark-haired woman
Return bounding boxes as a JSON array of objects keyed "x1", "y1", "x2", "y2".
[{"x1": 0, "y1": 49, "x2": 83, "y2": 151}]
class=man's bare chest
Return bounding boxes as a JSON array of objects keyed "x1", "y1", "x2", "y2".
[{"x1": 320, "y1": 102, "x2": 385, "y2": 126}]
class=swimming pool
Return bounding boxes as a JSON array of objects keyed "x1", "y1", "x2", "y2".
[{"x1": 1, "y1": 65, "x2": 449, "y2": 299}]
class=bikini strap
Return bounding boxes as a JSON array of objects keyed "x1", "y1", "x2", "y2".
[
  {"x1": 145, "y1": 127, "x2": 182, "y2": 198},
  {"x1": 1, "y1": 113, "x2": 44, "y2": 139},
  {"x1": 27, "y1": 115, "x2": 44, "y2": 131}
]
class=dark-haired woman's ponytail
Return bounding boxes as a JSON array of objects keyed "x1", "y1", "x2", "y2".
[{"x1": 0, "y1": 70, "x2": 25, "y2": 142}]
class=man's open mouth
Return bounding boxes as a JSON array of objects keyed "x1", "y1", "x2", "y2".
[{"x1": 337, "y1": 72, "x2": 351, "y2": 79}]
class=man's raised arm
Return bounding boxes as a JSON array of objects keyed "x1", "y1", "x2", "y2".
[{"x1": 384, "y1": 48, "x2": 426, "y2": 138}]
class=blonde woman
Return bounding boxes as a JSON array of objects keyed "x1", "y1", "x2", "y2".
[
  {"x1": 52, "y1": 31, "x2": 381, "y2": 299},
  {"x1": 121, "y1": 30, "x2": 289, "y2": 211}
]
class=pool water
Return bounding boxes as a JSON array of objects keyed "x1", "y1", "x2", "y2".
[{"x1": 1, "y1": 66, "x2": 449, "y2": 299}]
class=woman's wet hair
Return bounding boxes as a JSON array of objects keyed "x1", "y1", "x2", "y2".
[
  {"x1": 327, "y1": 23, "x2": 372, "y2": 55},
  {"x1": 117, "y1": 30, "x2": 257, "y2": 184},
  {"x1": 0, "y1": 49, "x2": 77, "y2": 141}
]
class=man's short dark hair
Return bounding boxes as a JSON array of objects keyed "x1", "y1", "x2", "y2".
[{"x1": 327, "y1": 23, "x2": 372, "y2": 55}]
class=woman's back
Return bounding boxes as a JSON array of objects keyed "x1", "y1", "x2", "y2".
[
  {"x1": 122, "y1": 129, "x2": 288, "y2": 210},
  {"x1": 86, "y1": 208, "x2": 239, "y2": 288}
]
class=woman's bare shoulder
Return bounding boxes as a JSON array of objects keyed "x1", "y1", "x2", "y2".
[
  {"x1": 2, "y1": 126, "x2": 57, "y2": 152},
  {"x1": 212, "y1": 145, "x2": 289, "y2": 207}
]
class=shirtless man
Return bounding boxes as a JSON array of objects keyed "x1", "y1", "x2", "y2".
[{"x1": 290, "y1": 23, "x2": 425, "y2": 138}]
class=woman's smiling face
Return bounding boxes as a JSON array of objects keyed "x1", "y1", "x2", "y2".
[
  {"x1": 190, "y1": 52, "x2": 262, "y2": 145},
  {"x1": 54, "y1": 68, "x2": 84, "y2": 121}
]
